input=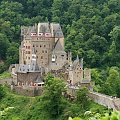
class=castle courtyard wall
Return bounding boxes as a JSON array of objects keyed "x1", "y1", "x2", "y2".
[
  {"x1": 17, "y1": 72, "x2": 41, "y2": 84},
  {"x1": 13, "y1": 86, "x2": 43, "y2": 97}
]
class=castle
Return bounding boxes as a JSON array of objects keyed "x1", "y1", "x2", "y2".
[{"x1": 11, "y1": 23, "x2": 92, "y2": 96}]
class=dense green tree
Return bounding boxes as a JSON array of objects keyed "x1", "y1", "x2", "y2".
[
  {"x1": 0, "y1": 33, "x2": 9, "y2": 60},
  {"x1": 76, "y1": 88, "x2": 89, "y2": 109},
  {"x1": 0, "y1": 85, "x2": 5, "y2": 100},
  {"x1": 42, "y1": 74, "x2": 66, "y2": 118}
]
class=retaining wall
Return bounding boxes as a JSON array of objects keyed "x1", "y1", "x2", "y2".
[{"x1": 88, "y1": 92, "x2": 120, "y2": 110}]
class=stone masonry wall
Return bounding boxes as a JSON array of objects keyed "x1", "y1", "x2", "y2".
[
  {"x1": 67, "y1": 88, "x2": 120, "y2": 110},
  {"x1": 88, "y1": 92, "x2": 120, "y2": 110},
  {"x1": 13, "y1": 86, "x2": 43, "y2": 97},
  {"x1": 0, "y1": 78, "x2": 17, "y2": 85}
]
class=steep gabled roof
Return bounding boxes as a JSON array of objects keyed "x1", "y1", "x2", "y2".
[
  {"x1": 51, "y1": 23, "x2": 64, "y2": 38},
  {"x1": 53, "y1": 39, "x2": 64, "y2": 51},
  {"x1": 38, "y1": 23, "x2": 50, "y2": 33},
  {"x1": 72, "y1": 55, "x2": 79, "y2": 70}
]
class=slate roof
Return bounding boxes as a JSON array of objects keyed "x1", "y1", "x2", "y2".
[
  {"x1": 72, "y1": 55, "x2": 79, "y2": 70},
  {"x1": 53, "y1": 39, "x2": 64, "y2": 51},
  {"x1": 71, "y1": 56, "x2": 83, "y2": 70},
  {"x1": 52, "y1": 23, "x2": 63, "y2": 38},
  {"x1": 17, "y1": 62, "x2": 41, "y2": 73},
  {"x1": 38, "y1": 23, "x2": 50, "y2": 33},
  {"x1": 21, "y1": 23, "x2": 64, "y2": 40}
]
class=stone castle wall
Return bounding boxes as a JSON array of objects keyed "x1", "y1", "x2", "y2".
[
  {"x1": 0, "y1": 78, "x2": 17, "y2": 85},
  {"x1": 17, "y1": 72, "x2": 41, "y2": 84},
  {"x1": 67, "y1": 87, "x2": 120, "y2": 110},
  {"x1": 88, "y1": 92, "x2": 120, "y2": 110},
  {"x1": 13, "y1": 86, "x2": 43, "y2": 97}
]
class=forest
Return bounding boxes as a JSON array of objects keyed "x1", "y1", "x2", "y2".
[{"x1": 0, "y1": 0, "x2": 120, "y2": 119}]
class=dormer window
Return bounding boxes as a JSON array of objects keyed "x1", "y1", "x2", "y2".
[{"x1": 52, "y1": 55, "x2": 56, "y2": 62}]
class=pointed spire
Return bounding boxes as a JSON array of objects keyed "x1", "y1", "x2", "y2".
[
  {"x1": 76, "y1": 55, "x2": 79, "y2": 61},
  {"x1": 68, "y1": 51, "x2": 72, "y2": 65},
  {"x1": 80, "y1": 58, "x2": 83, "y2": 68}
]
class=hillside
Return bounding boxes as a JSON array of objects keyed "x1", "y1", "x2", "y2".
[
  {"x1": 0, "y1": 0, "x2": 120, "y2": 119},
  {"x1": 0, "y1": 80, "x2": 108, "y2": 120},
  {"x1": 0, "y1": 0, "x2": 120, "y2": 98}
]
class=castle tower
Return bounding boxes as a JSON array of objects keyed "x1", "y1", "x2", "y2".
[
  {"x1": 84, "y1": 68, "x2": 91, "y2": 81},
  {"x1": 49, "y1": 38, "x2": 67, "y2": 70},
  {"x1": 68, "y1": 55, "x2": 83, "y2": 85},
  {"x1": 19, "y1": 22, "x2": 66, "y2": 70},
  {"x1": 68, "y1": 52, "x2": 72, "y2": 65}
]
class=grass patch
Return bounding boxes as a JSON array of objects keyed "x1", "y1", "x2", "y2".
[{"x1": 0, "y1": 71, "x2": 11, "y2": 79}]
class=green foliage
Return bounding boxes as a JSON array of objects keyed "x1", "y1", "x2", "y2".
[
  {"x1": 42, "y1": 74, "x2": 66, "y2": 118},
  {"x1": 69, "y1": 111, "x2": 120, "y2": 120},
  {"x1": 0, "y1": 85, "x2": 5, "y2": 101},
  {"x1": 0, "y1": 71, "x2": 11, "y2": 79},
  {"x1": 76, "y1": 88, "x2": 89, "y2": 109},
  {"x1": 92, "y1": 67, "x2": 120, "y2": 97},
  {"x1": 0, "y1": 84, "x2": 109, "y2": 120}
]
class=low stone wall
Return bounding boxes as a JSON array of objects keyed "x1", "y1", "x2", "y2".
[
  {"x1": 67, "y1": 87, "x2": 120, "y2": 110},
  {"x1": 88, "y1": 92, "x2": 120, "y2": 110},
  {"x1": 0, "y1": 78, "x2": 17, "y2": 85},
  {"x1": 13, "y1": 86, "x2": 44, "y2": 97}
]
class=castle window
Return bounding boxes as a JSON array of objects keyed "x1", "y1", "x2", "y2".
[
  {"x1": 44, "y1": 45, "x2": 46, "y2": 47},
  {"x1": 26, "y1": 46, "x2": 27, "y2": 49},
  {"x1": 28, "y1": 46, "x2": 30, "y2": 49},
  {"x1": 36, "y1": 45, "x2": 38, "y2": 47},
  {"x1": 36, "y1": 50, "x2": 37, "y2": 52},
  {"x1": 42, "y1": 50, "x2": 44, "y2": 53},
  {"x1": 40, "y1": 45, "x2": 42, "y2": 47},
  {"x1": 28, "y1": 51, "x2": 30, "y2": 54},
  {"x1": 45, "y1": 50, "x2": 47, "y2": 53},
  {"x1": 28, "y1": 57, "x2": 30, "y2": 59},
  {"x1": 33, "y1": 45, "x2": 34, "y2": 47},
  {"x1": 41, "y1": 56, "x2": 43, "y2": 59}
]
